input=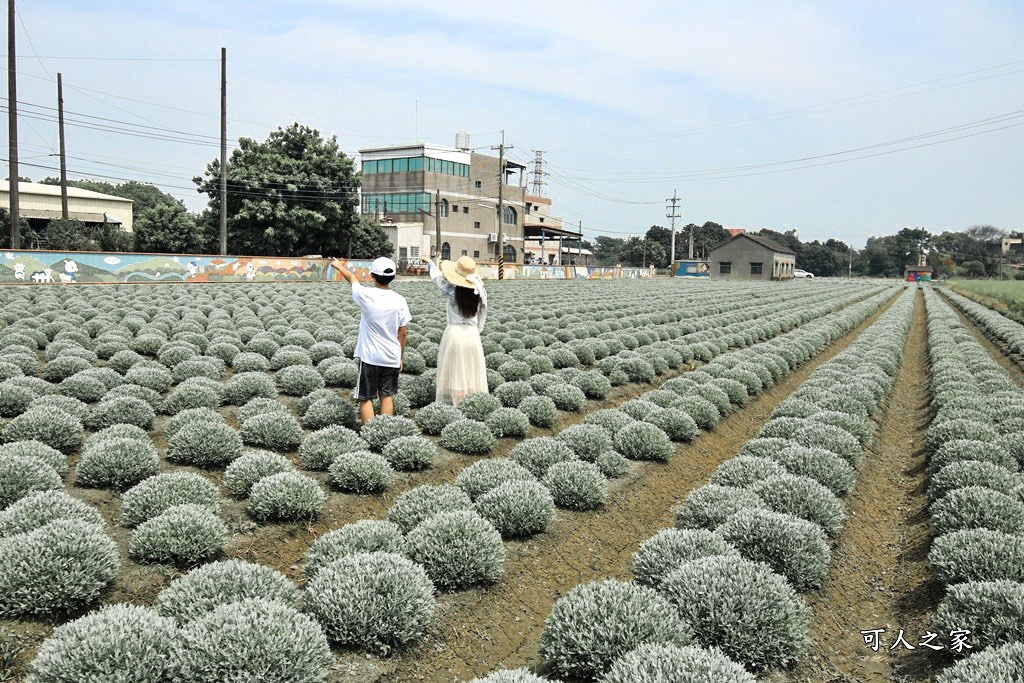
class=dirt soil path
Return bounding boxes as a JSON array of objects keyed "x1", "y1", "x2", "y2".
[
  {"x1": 354, "y1": 292, "x2": 903, "y2": 683},
  {"x1": 773, "y1": 291, "x2": 946, "y2": 683}
]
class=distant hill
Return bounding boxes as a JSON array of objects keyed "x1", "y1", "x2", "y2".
[{"x1": 117, "y1": 256, "x2": 188, "y2": 277}]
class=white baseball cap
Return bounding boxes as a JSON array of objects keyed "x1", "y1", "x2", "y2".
[{"x1": 370, "y1": 257, "x2": 397, "y2": 276}]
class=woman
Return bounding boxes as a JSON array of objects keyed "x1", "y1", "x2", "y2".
[{"x1": 430, "y1": 254, "x2": 488, "y2": 405}]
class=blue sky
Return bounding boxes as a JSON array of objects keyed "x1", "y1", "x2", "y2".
[{"x1": 5, "y1": 0, "x2": 1024, "y2": 247}]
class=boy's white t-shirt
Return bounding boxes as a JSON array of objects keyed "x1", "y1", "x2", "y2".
[{"x1": 351, "y1": 284, "x2": 412, "y2": 368}]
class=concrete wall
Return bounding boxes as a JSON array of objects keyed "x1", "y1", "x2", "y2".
[{"x1": 710, "y1": 238, "x2": 795, "y2": 280}]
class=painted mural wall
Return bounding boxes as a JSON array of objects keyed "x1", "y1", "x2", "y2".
[{"x1": 0, "y1": 249, "x2": 648, "y2": 285}]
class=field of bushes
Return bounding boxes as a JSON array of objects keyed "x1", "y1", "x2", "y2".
[{"x1": 1, "y1": 277, "x2": 1023, "y2": 682}]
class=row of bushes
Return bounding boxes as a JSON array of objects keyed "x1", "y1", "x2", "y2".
[
  {"x1": 922, "y1": 288, "x2": 1024, "y2": 682},
  {"x1": 469, "y1": 287, "x2": 908, "y2": 680}
]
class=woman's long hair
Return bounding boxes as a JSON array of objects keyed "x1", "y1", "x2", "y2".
[{"x1": 454, "y1": 285, "x2": 481, "y2": 318}]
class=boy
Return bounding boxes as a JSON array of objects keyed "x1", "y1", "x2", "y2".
[{"x1": 331, "y1": 257, "x2": 410, "y2": 424}]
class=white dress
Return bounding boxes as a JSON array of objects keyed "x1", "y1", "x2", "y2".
[{"x1": 430, "y1": 264, "x2": 489, "y2": 405}]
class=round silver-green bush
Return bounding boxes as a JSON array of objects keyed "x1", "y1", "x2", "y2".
[
  {"x1": 302, "y1": 398, "x2": 358, "y2": 430},
  {"x1": 493, "y1": 380, "x2": 535, "y2": 408},
  {"x1": 129, "y1": 504, "x2": 226, "y2": 565},
  {"x1": 931, "y1": 486, "x2": 1024, "y2": 536},
  {"x1": 458, "y1": 392, "x2": 501, "y2": 421},
  {"x1": 328, "y1": 451, "x2": 393, "y2": 493},
  {"x1": 167, "y1": 421, "x2": 243, "y2": 467},
  {"x1": 596, "y1": 450, "x2": 629, "y2": 478},
  {"x1": 321, "y1": 360, "x2": 359, "y2": 388},
  {"x1": 485, "y1": 407, "x2": 531, "y2": 438},
  {"x1": 28, "y1": 604, "x2": 175, "y2": 683},
  {"x1": 440, "y1": 418, "x2": 496, "y2": 454},
  {"x1": 509, "y1": 437, "x2": 577, "y2": 478},
  {"x1": 29, "y1": 394, "x2": 88, "y2": 420},
  {"x1": 101, "y1": 383, "x2": 161, "y2": 410},
  {"x1": 673, "y1": 396, "x2": 720, "y2": 430},
  {"x1": 929, "y1": 528, "x2": 1024, "y2": 585},
  {"x1": 544, "y1": 384, "x2": 586, "y2": 412},
  {"x1": 632, "y1": 528, "x2": 740, "y2": 588},
  {"x1": 474, "y1": 480, "x2": 555, "y2": 538},
  {"x1": 0, "y1": 439, "x2": 67, "y2": 476},
  {"x1": 239, "y1": 412, "x2": 304, "y2": 451},
  {"x1": 709, "y1": 455, "x2": 788, "y2": 489},
  {"x1": 538, "y1": 579, "x2": 692, "y2": 680},
  {"x1": 934, "y1": 580, "x2": 1024, "y2": 649},
  {"x1": 768, "y1": 445, "x2": 856, "y2": 496},
  {"x1": 618, "y1": 399, "x2": 661, "y2": 421},
  {"x1": 935, "y1": 642, "x2": 1024, "y2": 683},
  {"x1": 737, "y1": 437, "x2": 794, "y2": 460},
  {"x1": 930, "y1": 460, "x2": 1021, "y2": 501},
  {"x1": 164, "y1": 406, "x2": 226, "y2": 439},
  {"x1": 406, "y1": 510, "x2": 505, "y2": 589},
  {"x1": 223, "y1": 450, "x2": 295, "y2": 497},
  {"x1": 468, "y1": 669, "x2": 556, "y2": 683},
  {"x1": 269, "y1": 347, "x2": 313, "y2": 370},
  {"x1": 645, "y1": 408, "x2": 699, "y2": 442},
  {"x1": 602, "y1": 643, "x2": 756, "y2": 683},
  {"x1": 519, "y1": 395, "x2": 558, "y2": 427},
  {"x1": 413, "y1": 402, "x2": 462, "y2": 435},
  {"x1": 248, "y1": 471, "x2": 325, "y2": 521},
  {"x1": 360, "y1": 414, "x2": 419, "y2": 451},
  {"x1": 304, "y1": 521, "x2": 407, "y2": 578},
  {"x1": 231, "y1": 351, "x2": 270, "y2": 373},
  {"x1": 0, "y1": 489, "x2": 103, "y2": 537},
  {"x1": 556, "y1": 423, "x2": 613, "y2": 460},
  {"x1": 388, "y1": 484, "x2": 474, "y2": 532},
  {"x1": 75, "y1": 438, "x2": 158, "y2": 490},
  {"x1": 456, "y1": 459, "x2": 537, "y2": 500},
  {"x1": 223, "y1": 371, "x2": 277, "y2": 405},
  {"x1": 615, "y1": 422, "x2": 674, "y2": 461},
  {"x1": 306, "y1": 552, "x2": 434, "y2": 653},
  {"x1": 659, "y1": 554, "x2": 810, "y2": 670},
  {"x1": 298, "y1": 425, "x2": 368, "y2": 470},
  {"x1": 584, "y1": 409, "x2": 635, "y2": 433},
  {"x1": 121, "y1": 471, "x2": 220, "y2": 527},
  {"x1": 544, "y1": 460, "x2": 607, "y2": 510},
  {"x1": 4, "y1": 407, "x2": 84, "y2": 452},
  {"x1": 125, "y1": 364, "x2": 174, "y2": 392},
  {"x1": 750, "y1": 474, "x2": 845, "y2": 537},
  {"x1": 930, "y1": 439, "x2": 1018, "y2": 474},
  {"x1": 674, "y1": 484, "x2": 765, "y2": 531},
  {"x1": 0, "y1": 381, "x2": 35, "y2": 417},
  {"x1": 160, "y1": 382, "x2": 220, "y2": 415},
  {"x1": 275, "y1": 364, "x2": 325, "y2": 396},
  {"x1": 0, "y1": 518, "x2": 119, "y2": 616},
  {"x1": 169, "y1": 598, "x2": 332, "y2": 682},
  {"x1": 155, "y1": 559, "x2": 298, "y2": 624},
  {"x1": 717, "y1": 508, "x2": 831, "y2": 590},
  {"x1": 926, "y1": 419, "x2": 1000, "y2": 454},
  {"x1": 382, "y1": 435, "x2": 436, "y2": 471}
]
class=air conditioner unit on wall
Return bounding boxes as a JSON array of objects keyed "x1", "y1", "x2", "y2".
[{"x1": 487, "y1": 233, "x2": 498, "y2": 243}]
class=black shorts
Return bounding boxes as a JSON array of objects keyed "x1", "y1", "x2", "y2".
[{"x1": 353, "y1": 360, "x2": 400, "y2": 401}]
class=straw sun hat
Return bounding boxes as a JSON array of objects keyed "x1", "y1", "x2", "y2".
[{"x1": 440, "y1": 255, "x2": 484, "y2": 293}]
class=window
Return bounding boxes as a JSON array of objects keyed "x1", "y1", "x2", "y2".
[
  {"x1": 474, "y1": 221, "x2": 481, "y2": 230},
  {"x1": 399, "y1": 247, "x2": 408, "y2": 259},
  {"x1": 462, "y1": 206, "x2": 468, "y2": 214},
  {"x1": 473, "y1": 250, "x2": 480, "y2": 258},
  {"x1": 393, "y1": 158, "x2": 408, "y2": 172},
  {"x1": 475, "y1": 180, "x2": 481, "y2": 188},
  {"x1": 408, "y1": 156, "x2": 424, "y2": 171},
  {"x1": 441, "y1": 242, "x2": 451, "y2": 260},
  {"x1": 461, "y1": 249, "x2": 468, "y2": 256},
  {"x1": 452, "y1": 205, "x2": 459, "y2": 212},
  {"x1": 719, "y1": 262, "x2": 732, "y2": 274},
  {"x1": 377, "y1": 159, "x2": 393, "y2": 174},
  {"x1": 362, "y1": 160, "x2": 378, "y2": 174},
  {"x1": 750, "y1": 262, "x2": 763, "y2": 275},
  {"x1": 502, "y1": 206, "x2": 517, "y2": 225},
  {"x1": 503, "y1": 245, "x2": 517, "y2": 263},
  {"x1": 440, "y1": 199, "x2": 448, "y2": 217},
  {"x1": 409, "y1": 246, "x2": 420, "y2": 257},
  {"x1": 361, "y1": 192, "x2": 432, "y2": 215}
]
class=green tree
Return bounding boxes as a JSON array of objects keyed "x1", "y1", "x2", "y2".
[
  {"x1": 962, "y1": 260, "x2": 986, "y2": 277},
  {"x1": 644, "y1": 225, "x2": 673, "y2": 265},
  {"x1": 195, "y1": 123, "x2": 378, "y2": 256},
  {"x1": 0, "y1": 208, "x2": 37, "y2": 248},
  {"x1": 134, "y1": 203, "x2": 206, "y2": 254},
  {"x1": 593, "y1": 236, "x2": 625, "y2": 265},
  {"x1": 618, "y1": 237, "x2": 665, "y2": 267},
  {"x1": 44, "y1": 218, "x2": 91, "y2": 251},
  {"x1": 346, "y1": 215, "x2": 394, "y2": 259}
]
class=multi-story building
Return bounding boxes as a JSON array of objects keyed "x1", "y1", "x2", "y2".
[
  {"x1": 521, "y1": 194, "x2": 588, "y2": 265},
  {"x1": 359, "y1": 136, "x2": 526, "y2": 266}
]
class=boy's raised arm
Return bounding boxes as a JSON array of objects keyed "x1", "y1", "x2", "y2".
[{"x1": 330, "y1": 259, "x2": 359, "y2": 285}]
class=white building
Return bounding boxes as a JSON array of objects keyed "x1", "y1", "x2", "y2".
[{"x1": 0, "y1": 182, "x2": 134, "y2": 237}]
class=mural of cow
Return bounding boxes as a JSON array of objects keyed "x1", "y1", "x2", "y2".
[
  {"x1": 13, "y1": 263, "x2": 25, "y2": 280},
  {"x1": 31, "y1": 269, "x2": 54, "y2": 283}
]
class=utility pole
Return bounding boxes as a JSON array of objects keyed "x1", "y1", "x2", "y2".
[
  {"x1": 57, "y1": 72, "x2": 68, "y2": 220},
  {"x1": 530, "y1": 150, "x2": 546, "y2": 196},
  {"x1": 848, "y1": 247, "x2": 853, "y2": 278},
  {"x1": 642, "y1": 238, "x2": 648, "y2": 268},
  {"x1": 666, "y1": 189, "x2": 681, "y2": 266},
  {"x1": 219, "y1": 46, "x2": 227, "y2": 255},
  {"x1": 7, "y1": 0, "x2": 20, "y2": 248},
  {"x1": 433, "y1": 188, "x2": 441, "y2": 260},
  {"x1": 491, "y1": 130, "x2": 512, "y2": 279}
]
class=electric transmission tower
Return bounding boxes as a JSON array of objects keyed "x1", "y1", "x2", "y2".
[{"x1": 530, "y1": 150, "x2": 547, "y2": 196}]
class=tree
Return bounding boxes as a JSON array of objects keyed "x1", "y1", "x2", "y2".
[
  {"x1": 195, "y1": 123, "x2": 379, "y2": 256},
  {"x1": 134, "y1": 203, "x2": 206, "y2": 254},
  {"x1": 962, "y1": 260, "x2": 986, "y2": 277},
  {"x1": 0, "y1": 208, "x2": 37, "y2": 248},
  {"x1": 644, "y1": 225, "x2": 673, "y2": 266},
  {"x1": 44, "y1": 218, "x2": 91, "y2": 251},
  {"x1": 618, "y1": 237, "x2": 665, "y2": 267},
  {"x1": 347, "y1": 215, "x2": 393, "y2": 259},
  {"x1": 593, "y1": 236, "x2": 625, "y2": 265},
  {"x1": 798, "y1": 242, "x2": 843, "y2": 277}
]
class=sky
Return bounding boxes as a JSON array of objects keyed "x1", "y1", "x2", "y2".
[{"x1": 4, "y1": 0, "x2": 1024, "y2": 248}]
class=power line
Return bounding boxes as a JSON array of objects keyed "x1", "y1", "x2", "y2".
[{"x1": 27, "y1": 56, "x2": 218, "y2": 62}]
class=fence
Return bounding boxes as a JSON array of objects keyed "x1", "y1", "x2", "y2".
[{"x1": 0, "y1": 248, "x2": 654, "y2": 285}]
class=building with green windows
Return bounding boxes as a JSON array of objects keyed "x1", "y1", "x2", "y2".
[{"x1": 359, "y1": 138, "x2": 526, "y2": 268}]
